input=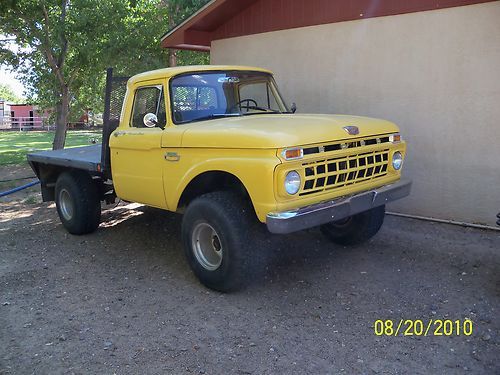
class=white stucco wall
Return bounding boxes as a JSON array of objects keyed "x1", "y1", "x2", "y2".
[{"x1": 211, "y1": 2, "x2": 500, "y2": 226}]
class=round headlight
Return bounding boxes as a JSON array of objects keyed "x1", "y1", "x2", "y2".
[
  {"x1": 284, "y1": 171, "x2": 301, "y2": 195},
  {"x1": 392, "y1": 151, "x2": 403, "y2": 170}
]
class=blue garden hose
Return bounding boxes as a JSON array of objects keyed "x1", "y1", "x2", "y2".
[{"x1": 0, "y1": 180, "x2": 40, "y2": 197}]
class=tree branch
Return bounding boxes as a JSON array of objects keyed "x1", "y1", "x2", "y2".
[
  {"x1": 56, "y1": 0, "x2": 69, "y2": 69},
  {"x1": 41, "y1": 4, "x2": 66, "y2": 88}
]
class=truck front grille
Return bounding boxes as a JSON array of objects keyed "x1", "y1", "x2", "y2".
[
  {"x1": 300, "y1": 149, "x2": 390, "y2": 196},
  {"x1": 303, "y1": 136, "x2": 390, "y2": 155}
]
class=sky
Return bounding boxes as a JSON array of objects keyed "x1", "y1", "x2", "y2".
[
  {"x1": 0, "y1": 65, "x2": 26, "y2": 98},
  {"x1": 0, "y1": 34, "x2": 26, "y2": 99}
]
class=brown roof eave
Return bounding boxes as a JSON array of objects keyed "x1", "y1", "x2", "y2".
[
  {"x1": 160, "y1": 0, "x2": 220, "y2": 52},
  {"x1": 161, "y1": 28, "x2": 212, "y2": 52},
  {"x1": 166, "y1": 44, "x2": 211, "y2": 52},
  {"x1": 160, "y1": 0, "x2": 259, "y2": 52}
]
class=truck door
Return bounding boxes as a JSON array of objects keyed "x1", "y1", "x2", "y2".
[{"x1": 110, "y1": 82, "x2": 167, "y2": 208}]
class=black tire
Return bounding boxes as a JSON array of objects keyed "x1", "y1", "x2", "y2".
[
  {"x1": 181, "y1": 191, "x2": 254, "y2": 292},
  {"x1": 320, "y1": 205, "x2": 385, "y2": 246},
  {"x1": 55, "y1": 171, "x2": 101, "y2": 235}
]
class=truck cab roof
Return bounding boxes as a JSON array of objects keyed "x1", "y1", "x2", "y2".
[{"x1": 128, "y1": 65, "x2": 273, "y2": 85}]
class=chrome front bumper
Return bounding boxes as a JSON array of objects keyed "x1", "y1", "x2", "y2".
[{"x1": 266, "y1": 179, "x2": 412, "y2": 234}]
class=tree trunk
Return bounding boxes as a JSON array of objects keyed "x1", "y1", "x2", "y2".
[
  {"x1": 167, "y1": 7, "x2": 178, "y2": 68},
  {"x1": 168, "y1": 49, "x2": 177, "y2": 67},
  {"x1": 52, "y1": 86, "x2": 69, "y2": 150}
]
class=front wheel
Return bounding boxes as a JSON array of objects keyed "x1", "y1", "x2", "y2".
[
  {"x1": 181, "y1": 192, "x2": 254, "y2": 292},
  {"x1": 320, "y1": 205, "x2": 385, "y2": 246}
]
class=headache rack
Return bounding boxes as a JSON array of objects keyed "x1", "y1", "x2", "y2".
[{"x1": 101, "y1": 68, "x2": 130, "y2": 179}]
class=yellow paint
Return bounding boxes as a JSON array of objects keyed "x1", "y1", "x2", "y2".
[
  {"x1": 110, "y1": 77, "x2": 168, "y2": 208},
  {"x1": 178, "y1": 114, "x2": 400, "y2": 149},
  {"x1": 110, "y1": 66, "x2": 407, "y2": 222}
]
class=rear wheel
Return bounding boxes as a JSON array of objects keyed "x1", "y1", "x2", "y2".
[
  {"x1": 181, "y1": 191, "x2": 254, "y2": 292},
  {"x1": 320, "y1": 205, "x2": 385, "y2": 246},
  {"x1": 55, "y1": 171, "x2": 101, "y2": 235}
]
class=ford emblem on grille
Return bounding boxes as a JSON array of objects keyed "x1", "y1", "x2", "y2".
[{"x1": 343, "y1": 126, "x2": 359, "y2": 135}]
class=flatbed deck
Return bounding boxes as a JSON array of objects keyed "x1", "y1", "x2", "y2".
[{"x1": 27, "y1": 144, "x2": 102, "y2": 173}]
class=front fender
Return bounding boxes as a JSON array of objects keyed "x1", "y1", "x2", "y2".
[{"x1": 165, "y1": 148, "x2": 280, "y2": 222}]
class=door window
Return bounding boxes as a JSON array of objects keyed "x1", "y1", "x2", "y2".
[{"x1": 131, "y1": 86, "x2": 166, "y2": 128}]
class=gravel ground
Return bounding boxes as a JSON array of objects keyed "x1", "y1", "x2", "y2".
[{"x1": 0, "y1": 196, "x2": 499, "y2": 374}]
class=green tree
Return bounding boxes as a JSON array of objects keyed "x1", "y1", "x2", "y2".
[
  {"x1": 1, "y1": 0, "x2": 128, "y2": 148},
  {"x1": 0, "y1": 83, "x2": 22, "y2": 103},
  {"x1": 0, "y1": 0, "x2": 208, "y2": 149}
]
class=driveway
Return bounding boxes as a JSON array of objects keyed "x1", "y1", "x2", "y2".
[{"x1": 1, "y1": 200, "x2": 499, "y2": 374}]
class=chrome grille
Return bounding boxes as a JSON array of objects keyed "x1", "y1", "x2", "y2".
[{"x1": 300, "y1": 149, "x2": 390, "y2": 196}]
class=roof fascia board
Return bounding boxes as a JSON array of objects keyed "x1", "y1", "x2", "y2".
[{"x1": 160, "y1": 0, "x2": 220, "y2": 43}]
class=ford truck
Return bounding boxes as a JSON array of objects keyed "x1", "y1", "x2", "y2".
[{"x1": 27, "y1": 65, "x2": 411, "y2": 291}]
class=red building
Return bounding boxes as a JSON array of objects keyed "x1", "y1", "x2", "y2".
[{"x1": 2, "y1": 103, "x2": 49, "y2": 130}]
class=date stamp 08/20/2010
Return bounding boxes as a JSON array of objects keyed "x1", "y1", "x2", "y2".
[{"x1": 374, "y1": 319, "x2": 473, "y2": 337}]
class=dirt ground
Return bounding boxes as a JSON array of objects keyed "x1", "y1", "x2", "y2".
[
  {"x1": 0, "y1": 174, "x2": 499, "y2": 374},
  {"x1": 0, "y1": 165, "x2": 40, "y2": 204}
]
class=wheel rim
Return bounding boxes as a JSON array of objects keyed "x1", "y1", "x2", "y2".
[
  {"x1": 191, "y1": 222, "x2": 223, "y2": 271},
  {"x1": 59, "y1": 188, "x2": 74, "y2": 221}
]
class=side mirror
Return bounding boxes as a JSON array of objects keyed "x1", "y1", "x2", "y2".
[
  {"x1": 291, "y1": 102, "x2": 297, "y2": 113},
  {"x1": 143, "y1": 113, "x2": 158, "y2": 128}
]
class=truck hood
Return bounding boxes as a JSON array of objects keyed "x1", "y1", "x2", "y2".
[{"x1": 180, "y1": 114, "x2": 399, "y2": 149}]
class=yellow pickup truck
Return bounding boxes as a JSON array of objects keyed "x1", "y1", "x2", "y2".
[{"x1": 28, "y1": 65, "x2": 411, "y2": 291}]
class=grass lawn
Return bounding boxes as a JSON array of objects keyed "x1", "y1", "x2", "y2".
[{"x1": 0, "y1": 130, "x2": 102, "y2": 166}]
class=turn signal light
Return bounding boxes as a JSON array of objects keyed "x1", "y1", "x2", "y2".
[
  {"x1": 282, "y1": 148, "x2": 304, "y2": 160},
  {"x1": 390, "y1": 134, "x2": 401, "y2": 143}
]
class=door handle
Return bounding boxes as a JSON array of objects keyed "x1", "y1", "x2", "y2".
[
  {"x1": 164, "y1": 152, "x2": 180, "y2": 162},
  {"x1": 113, "y1": 131, "x2": 125, "y2": 137}
]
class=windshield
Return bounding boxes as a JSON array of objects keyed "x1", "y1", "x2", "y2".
[{"x1": 170, "y1": 71, "x2": 289, "y2": 124}]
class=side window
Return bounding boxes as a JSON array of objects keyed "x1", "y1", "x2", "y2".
[{"x1": 131, "y1": 86, "x2": 166, "y2": 128}]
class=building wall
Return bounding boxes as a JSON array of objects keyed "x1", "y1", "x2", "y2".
[
  {"x1": 10, "y1": 105, "x2": 33, "y2": 118},
  {"x1": 0, "y1": 101, "x2": 10, "y2": 118},
  {"x1": 211, "y1": 2, "x2": 500, "y2": 226},
  {"x1": 8, "y1": 104, "x2": 48, "y2": 129}
]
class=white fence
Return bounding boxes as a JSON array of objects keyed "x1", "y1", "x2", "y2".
[{"x1": 0, "y1": 116, "x2": 53, "y2": 131}]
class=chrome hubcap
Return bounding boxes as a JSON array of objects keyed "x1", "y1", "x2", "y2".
[
  {"x1": 192, "y1": 222, "x2": 223, "y2": 271},
  {"x1": 59, "y1": 188, "x2": 74, "y2": 221}
]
